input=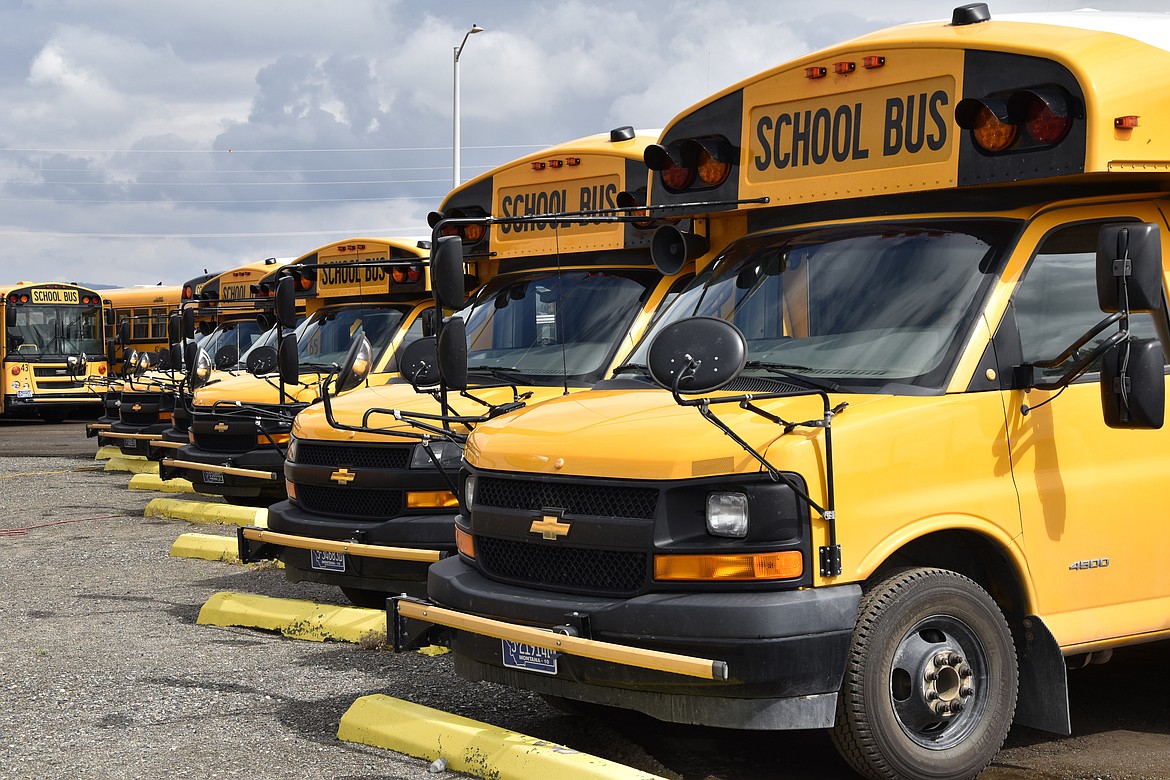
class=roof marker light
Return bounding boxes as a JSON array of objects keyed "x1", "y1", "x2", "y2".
[
  {"x1": 805, "y1": 66, "x2": 827, "y2": 79},
  {"x1": 547, "y1": 159, "x2": 564, "y2": 168},
  {"x1": 862, "y1": 55, "x2": 885, "y2": 69},
  {"x1": 531, "y1": 161, "x2": 546, "y2": 171},
  {"x1": 1115, "y1": 115, "x2": 1140, "y2": 129},
  {"x1": 565, "y1": 157, "x2": 581, "y2": 166},
  {"x1": 833, "y1": 61, "x2": 855, "y2": 74}
]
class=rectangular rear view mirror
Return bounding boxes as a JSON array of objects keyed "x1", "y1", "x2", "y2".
[
  {"x1": 1096, "y1": 223, "x2": 1163, "y2": 314},
  {"x1": 1100, "y1": 338, "x2": 1165, "y2": 429}
]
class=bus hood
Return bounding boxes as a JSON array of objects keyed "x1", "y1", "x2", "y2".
[
  {"x1": 465, "y1": 388, "x2": 893, "y2": 481},
  {"x1": 291, "y1": 381, "x2": 579, "y2": 443}
]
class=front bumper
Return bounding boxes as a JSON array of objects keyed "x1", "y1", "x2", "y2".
[
  {"x1": 402, "y1": 556, "x2": 861, "y2": 730},
  {"x1": 161, "y1": 443, "x2": 285, "y2": 499},
  {"x1": 106, "y1": 420, "x2": 170, "y2": 456},
  {"x1": 242, "y1": 500, "x2": 458, "y2": 596}
]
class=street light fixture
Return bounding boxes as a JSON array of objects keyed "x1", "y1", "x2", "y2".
[{"x1": 453, "y1": 24, "x2": 484, "y2": 190}]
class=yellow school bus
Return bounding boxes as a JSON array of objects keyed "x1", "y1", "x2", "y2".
[
  {"x1": 393, "y1": 8, "x2": 1170, "y2": 779},
  {"x1": 237, "y1": 127, "x2": 729, "y2": 606},
  {"x1": 137, "y1": 262, "x2": 310, "y2": 463},
  {"x1": 0, "y1": 282, "x2": 107, "y2": 421},
  {"x1": 86, "y1": 271, "x2": 219, "y2": 447},
  {"x1": 103, "y1": 259, "x2": 287, "y2": 457},
  {"x1": 101, "y1": 285, "x2": 183, "y2": 373},
  {"x1": 160, "y1": 237, "x2": 433, "y2": 506}
]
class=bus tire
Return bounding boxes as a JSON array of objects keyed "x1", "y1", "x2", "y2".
[
  {"x1": 39, "y1": 406, "x2": 71, "y2": 423},
  {"x1": 830, "y1": 567, "x2": 1017, "y2": 780}
]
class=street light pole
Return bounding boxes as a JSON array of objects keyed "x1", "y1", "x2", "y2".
[{"x1": 453, "y1": 24, "x2": 484, "y2": 190}]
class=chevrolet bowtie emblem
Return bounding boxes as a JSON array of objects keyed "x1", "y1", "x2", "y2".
[
  {"x1": 530, "y1": 512, "x2": 571, "y2": 541},
  {"x1": 330, "y1": 468, "x2": 356, "y2": 485},
  {"x1": 132, "y1": 404, "x2": 142, "y2": 411},
  {"x1": 213, "y1": 422, "x2": 229, "y2": 432}
]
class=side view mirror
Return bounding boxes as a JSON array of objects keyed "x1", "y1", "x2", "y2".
[
  {"x1": 256, "y1": 312, "x2": 272, "y2": 331},
  {"x1": 181, "y1": 308, "x2": 196, "y2": 340},
  {"x1": 1101, "y1": 338, "x2": 1165, "y2": 429},
  {"x1": 647, "y1": 317, "x2": 747, "y2": 394},
  {"x1": 169, "y1": 344, "x2": 183, "y2": 371},
  {"x1": 117, "y1": 319, "x2": 130, "y2": 346},
  {"x1": 213, "y1": 344, "x2": 239, "y2": 370},
  {"x1": 184, "y1": 341, "x2": 199, "y2": 376},
  {"x1": 1097, "y1": 224, "x2": 1163, "y2": 314},
  {"x1": 433, "y1": 235, "x2": 468, "y2": 311},
  {"x1": 437, "y1": 316, "x2": 468, "y2": 391},
  {"x1": 335, "y1": 335, "x2": 372, "y2": 393},
  {"x1": 155, "y1": 349, "x2": 172, "y2": 371},
  {"x1": 167, "y1": 313, "x2": 181, "y2": 345},
  {"x1": 4, "y1": 305, "x2": 14, "y2": 329},
  {"x1": 104, "y1": 308, "x2": 115, "y2": 328},
  {"x1": 190, "y1": 347, "x2": 214, "y2": 389},
  {"x1": 124, "y1": 349, "x2": 140, "y2": 379},
  {"x1": 246, "y1": 345, "x2": 279, "y2": 376},
  {"x1": 275, "y1": 276, "x2": 297, "y2": 329},
  {"x1": 278, "y1": 333, "x2": 299, "y2": 386},
  {"x1": 399, "y1": 336, "x2": 441, "y2": 388}
]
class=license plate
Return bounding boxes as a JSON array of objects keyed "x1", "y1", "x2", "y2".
[
  {"x1": 17, "y1": 389, "x2": 31, "y2": 398},
  {"x1": 203, "y1": 470, "x2": 224, "y2": 483},
  {"x1": 310, "y1": 549, "x2": 346, "y2": 572},
  {"x1": 501, "y1": 640, "x2": 558, "y2": 675},
  {"x1": 123, "y1": 438, "x2": 137, "y2": 449}
]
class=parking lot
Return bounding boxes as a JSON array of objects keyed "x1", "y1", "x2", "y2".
[{"x1": 1, "y1": 414, "x2": 1168, "y2": 780}]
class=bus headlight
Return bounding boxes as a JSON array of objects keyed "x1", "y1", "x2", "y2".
[
  {"x1": 706, "y1": 492, "x2": 749, "y2": 538},
  {"x1": 411, "y1": 439, "x2": 463, "y2": 470},
  {"x1": 463, "y1": 474, "x2": 477, "y2": 511}
]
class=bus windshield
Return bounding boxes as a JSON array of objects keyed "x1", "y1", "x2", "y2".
[
  {"x1": 626, "y1": 222, "x2": 1017, "y2": 391},
  {"x1": 201, "y1": 319, "x2": 267, "y2": 369},
  {"x1": 457, "y1": 269, "x2": 657, "y2": 384},
  {"x1": 296, "y1": 304, "x2": 410, "y2": 370},
  {"x1": 6, "y1": 304, "x2": 103, "y2": 359}
]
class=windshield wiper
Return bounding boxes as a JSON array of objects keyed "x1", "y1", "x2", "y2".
[
  {"x1": 612, "y1": 363, "x2": 648, "y2": 374},
  {"x1": 466, "y1": 365, "x2": 528, "y2": 382},
  {"x1": 744, "y1": 361, "x2": 841, "y2": 393}
]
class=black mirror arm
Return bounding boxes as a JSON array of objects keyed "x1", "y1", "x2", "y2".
[
  {"x1": 670, "y1": 355, "x2": 844, "y2": 577},
  {"x1": 1019, "y1": 327, "x2": 1128, "y2": 393}
]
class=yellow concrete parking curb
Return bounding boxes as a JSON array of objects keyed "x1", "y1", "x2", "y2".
[
  {"x1": 145, "y1": 497, "x2": 267, "y2": 528},
  {"x1": 196, "y1": 591, "x2": 384, "y2": 644},
  {"x1": 129, "y1": 473, "x2": 196, "y2": 494},
  {"x1": 168, "y1": 532, "x2": 284, "y2": 567},
  {"x1": 95, "y1": 445, "x2": 130, "y2": 461},
  {"x1": 338, "y1": 695, "x2": 666, "y2": 780},
  {"x1": 104, "y1": 457, "x2": 159, "y2": 474},
  {"x1": 169, "y1": 533, "x2": 239, "y2": 563}
]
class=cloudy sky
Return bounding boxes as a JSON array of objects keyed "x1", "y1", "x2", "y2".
[{"x1": 1, "y1": 0, "x2": 1166, "y2": 288}]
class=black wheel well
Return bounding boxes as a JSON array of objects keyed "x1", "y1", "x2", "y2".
[{"x1": 868, "y1": 530, "x2": 1027, "y2": 627}]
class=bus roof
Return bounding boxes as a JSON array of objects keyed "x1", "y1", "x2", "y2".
[
  {"x1": 0, "y1": 281, "x2": 103, "y2": 299},
  {"x1": 101, "y1": 285, "x2": 183, "y2": 308},
  {"x1": 648, "y1": 8, "x2": 1170, "y2": 213},
  {"x1": 437, "y1": 127, "x2": 663, "y2": 262}
]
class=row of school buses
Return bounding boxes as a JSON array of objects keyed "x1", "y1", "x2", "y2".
[{"x1": 64, "y1": 6, "x2": 1170, "y2": 778}]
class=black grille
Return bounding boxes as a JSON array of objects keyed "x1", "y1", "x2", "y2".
[
  {"x1": 193, "y1": 432, "x2": 257, "y2": 453},
  {"x1": 120, "y1": 409, "x2": 160, "y2": 425},
  {"x1": 297, "y1": 443, "x2": 411, "y2": 469},
  {"x1": 477, "y1": 536, "x2": 646, "y2": 595},
  {"x1": 478, "y1": 477, "x2": 658, "y2": 520},
  {"x1": 297, "y1": 483, "x2": 405, "y2": 520},
  {"x1": 172, "y1": 407, "x2": 191, "y2": 433}
]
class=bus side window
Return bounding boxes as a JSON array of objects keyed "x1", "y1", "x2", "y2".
[{"x1": 1013, "y1": 221, "x2": 1169, "y2": 381}]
